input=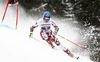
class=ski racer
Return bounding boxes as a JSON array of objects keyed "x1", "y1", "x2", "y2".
[
  {"x1": 29, "y1": 11, "x2": 79, "y2": 59},
  {"x1": 8, "y1": 0, "x2": 18, "y2": 6}
]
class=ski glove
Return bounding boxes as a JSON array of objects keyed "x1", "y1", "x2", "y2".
[
  {"x1": 53, "y1": 30, "x2": 58, "y2": 35},
  {"x1": 29, "y1": 32, "x2": 33, "y2": 38}
]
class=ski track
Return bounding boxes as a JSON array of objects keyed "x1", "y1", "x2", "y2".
[{"x1": 0, "y1": 1, "x2": 93, "y2": 62}]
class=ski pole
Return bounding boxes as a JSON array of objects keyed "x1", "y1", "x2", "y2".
[
  {"x1": 2, "y1": 0, "x2": 9, "y2": 22},
  {"x1": 31, "y1": 36, "x2": 48, "y2": 46},
  {"x1": 57, "y1": 34, "x2": 86, "y2": 50}
]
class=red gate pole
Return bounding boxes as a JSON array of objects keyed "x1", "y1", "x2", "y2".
[
  {"x1": 16, "y1": 5, "x2": 18, "y2": 29},
  {"x1": 2, "y1": 0, "x2": 9, "y2": 22}
]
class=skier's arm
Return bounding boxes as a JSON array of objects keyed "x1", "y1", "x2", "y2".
[
  {"x1": 52, "y1": 24, "x2": 59, "y2": 32},
  {"x1": 30, "y1": 26, "x2": 37, "y2": 33},
  {"x1": 29, "y1": 22, "x2": 38, "y2": 37},
  {"x1": 52, "y1": 20, "x2": 59, "y2": 31},
  {"x1": 53, "y1": 25, "x2": 59, "y2": 32},
  {"x1": 52, "y1": 20, "x2": 59, "y2": 35}
]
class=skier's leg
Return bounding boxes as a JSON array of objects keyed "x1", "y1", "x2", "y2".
[
  {"x1": 49, "y1": 33, "x2": 79, "y2": 59},
  {"x1": 40, "y1": 32, "x2": 54, "y2": 48},
  {"x1": 51, "y1": 35, "x2": 74, "y2": 57},
  {"x1": 51, "y1": 34, "x2": 61, "y2": 45},
  {"x1": 59, "y1": 45, "x2": 74, "y2": 57},
  {"x1": 59, "y1": 44, "x2": 79, "y2": 59}
]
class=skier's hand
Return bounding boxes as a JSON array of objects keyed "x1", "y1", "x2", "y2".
[
  {"x1": 53, "y1": 30, "x2": 57, "y2": 35},
  {"x1": 29, "y1": 32, "x2": 33, "y2": 38}
]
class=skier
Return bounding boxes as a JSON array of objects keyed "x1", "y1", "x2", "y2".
[
  {"x1": 29, "y1": 11, "x2": 79, "y2": 60},
  {"x1": 8, "y1": 0, "x2": 18, "y2": 6}
]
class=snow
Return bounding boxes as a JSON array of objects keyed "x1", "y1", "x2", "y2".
[
  {"x1": 0, "y1": 1, "x2": 93, "y2": 62},
  {"x1": 0, "y1": 24, "x2": 93, "y2": 62}
]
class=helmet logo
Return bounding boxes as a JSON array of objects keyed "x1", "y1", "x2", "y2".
[{"x1": 46, "y1": 14, "x2": 49, "y2": 17}]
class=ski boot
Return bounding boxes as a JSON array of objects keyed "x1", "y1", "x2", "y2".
[
  {"x1": 76, "y1": 57, "x2": 79, "y2": 60},
  {"x1": 64, "y1": 49, "x2": 74, "y2": 58},
  {"x1": 51, "y1": 45, "x2": 55, "y2": 49},
  {"x1": 65, "y1": 50, "x2": 80, "y2": 60},
  {"x1": 48, "y1": 41, "x2": 55, "y2": 49}
]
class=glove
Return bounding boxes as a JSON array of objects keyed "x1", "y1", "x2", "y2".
[
  {"x1": 29, "y1": 32, "x2": 33, "y2": 38},
  {"x1": 53, "y1": 30, "x2": 57, "y2": 35}
]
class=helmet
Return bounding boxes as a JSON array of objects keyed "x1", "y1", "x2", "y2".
[{"x1": 43, "y1": 11, "x2": 51, "y2": 20}]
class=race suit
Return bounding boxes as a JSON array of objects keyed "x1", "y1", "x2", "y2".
[
  {"x1": 30, "y1": 18, "x2": 60, "y2": 46},
  {"x1": 30, "y1": 18, "x2": 75, "y2": 58}
]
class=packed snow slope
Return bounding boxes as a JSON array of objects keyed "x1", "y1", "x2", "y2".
[
  {"x1": 0, "y1": 24, "x2": 93, "y2": 62},
  {"x1": 0, "y1": 1, "x2": 93, "y2": 62}
]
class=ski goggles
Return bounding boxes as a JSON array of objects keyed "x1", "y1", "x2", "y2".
[{"x1": 44, "y1": 17, "x2": 50, "y2": 20}]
